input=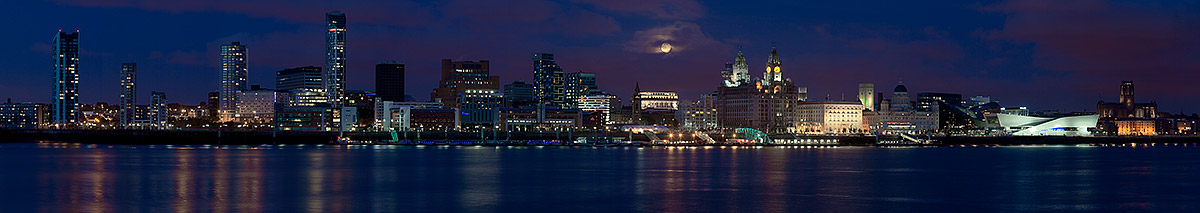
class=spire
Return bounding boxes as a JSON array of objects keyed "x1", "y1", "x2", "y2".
[{"x1": 634, "y1": 82, "x2": 640, "y2": 93}]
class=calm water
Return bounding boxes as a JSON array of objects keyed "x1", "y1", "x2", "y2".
[{"x1": 1, "y1": 142, "x2": 1199, "y2": 212}]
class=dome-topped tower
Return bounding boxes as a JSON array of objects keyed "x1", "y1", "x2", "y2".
[
  {"x1": 762, "y1": 42, "x2": 783, "y2": 85},
  {"x1": 890, "y1": 81, "x2": 912, "y2": 112}
]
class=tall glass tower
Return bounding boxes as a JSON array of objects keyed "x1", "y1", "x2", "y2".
[
  {"x1": 325, "y1": 11, "x2": 347, "y2": 107},
  {"x1": 52, "y1": 30, "x2": 80, "y2": 126},
  {"x1": 219, "y1": 42, "x2": 248, "y2": 122},
  {"x1": 532, "y1": 53, "x2": 565, "y2": 108},
  {"x1": 120, "y1": 63, "x2": 137, "y2": 127}
]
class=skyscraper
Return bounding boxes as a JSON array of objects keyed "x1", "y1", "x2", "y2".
[
  {"x1": 565, "y1": 71, "x2": 598, "y2": 107},
  {"x1": 431, "y1": 59, "x2": 498, "y2": 108},
  {"x1": 219, "y1": 42, "x2": 248, "y2": 122},
  {"x1": 52, "y1": 30, "x2": 80, "y2": 126},
  {"x1": 375, "y1": 62, "x2": 405, "y2": 102},
  {"x1": 276, "y1": 66, "x2": 322, "y2": 91},
  {"x1": 325, "y1": 11, "x2": 347, "y2": 107},
  {"x1": 858, "y1": 83, "x2": 874, "y2": 111},
  {"x1": 120, "y1": 63, "x2": 137, "y2": 127},
  {"x1": 532, "y1": 53, "x2": 565, "y2": 108},
  {"x1": 150, "y1": 91, "x2": 167, "y2": 128}
]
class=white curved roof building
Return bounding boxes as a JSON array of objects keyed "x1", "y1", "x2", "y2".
[{"x1": 998, "y1": 114, "x2": 1099, "y2": 136}]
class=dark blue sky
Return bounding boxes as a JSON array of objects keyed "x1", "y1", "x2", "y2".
[{"x1": 4, "y1": 0, "x2": 1199, "y2": 112}]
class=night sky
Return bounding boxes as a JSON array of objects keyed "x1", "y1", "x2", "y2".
[{"x1": 4, "y1": 0, "x2": 1199, "y2": 113}]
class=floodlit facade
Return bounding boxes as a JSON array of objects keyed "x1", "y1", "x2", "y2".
[
  {"x1": 858, "y1": 83, "x2": 874, "y2": 111},
  {"x1": 578, "y1": 93, "x2": 617, "y2": 124},
  {"x1": 997, "y1": 114, "x2": 1099, "y2": 136},
  {"x1": 796, "y1": 101, "x2": 864, "y2": 134},
  {"x1": 633, "y1": 91, "x2": 679, "y2": 111},
  {"x1": 1116, "y1": 119, "x2": 1174, "y2": 136}
]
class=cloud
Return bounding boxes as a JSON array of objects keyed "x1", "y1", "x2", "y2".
[
  {"x1": 571, "y1": 0, "x2": 704, "y2": 20},
  {"x1": 623, "y1": 21, "x2": 718, "y2": 54}
]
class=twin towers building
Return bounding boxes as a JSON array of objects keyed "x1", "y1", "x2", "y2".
[{"x1": 715, "y1": 44, "x2": 807, "y2": 133}]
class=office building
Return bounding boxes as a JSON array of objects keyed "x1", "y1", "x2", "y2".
[
  {"x1": 219, "y1": 42, "x2": 248, "y2": 122},
  {"x1": 565, "y1": 72, "x2": 599, "y2": 107},
  {"x1": 532, "y1": 53, "x2": 565, "y2": 108},
  {"x1": 678, "y1": 95, "x2": 719, "y2": 131},
  {"x1": 889, "y1": 82, "x2": 913, "y2": 112},
  {"x1": 375, "y1": 62, "x2": 405, "y2": 102},
  {"x1": 286, "y1": 88, "x2": 328, "y2": 107},
  {"x1": 236, "y1": 86, "x2": 284, "y2": 123},
  {"x1": 52, "y1": 30, "x2": 80, "y2": 126},
  {"x1": 150, "y1": 91, "x2": 168, "y2": 128},
  {"x1": 458, "y1": 89, "x2": 504, "y2": 127},
  {"x1": 344, "y1": 90, "x2": 375, "y2": 129},
  {"x1": 578, "y1": 93, "x2": 618, "y2": 125},
  {"x1": 325, "y1": 11, "x2": 347, "y2": 107},
  {"x1": 504, "y1": 81, "x2": 536, "y2": 108},
  {"x1": 276, "y1": 66, "x2": 322, "y2": 91},
  {"x1": 207, "y1": 91, "x2": 220, "y2": 118},
  {"x1": 858, "y1": 83, "x2": 874, "y2": 111},
  {"x1": 762, "y1": 43, "x2": 783, "y2": 85},
  {"x1": 917, "y1": 92, "x2": 962, "y2": 112},
  {"x1": 275, "y1": 106, "x2": 336, "y2": 131},
  {"x1": 374, "y1": 101, "x2": 444, "y2": 130},
  {"x1": 119, "y1": 63, "x2": 137, "y2": 127},
  {"x1": 715, "y1": 46, "x2": 804, "y2": 133},
  {"x1": 796, "y1": 101, "x2": 864, "y2": 134},
  {"x1": 430, "y1": 59, "x2": 499, "y2": 108},
  {"x1": 497, "y1": 107, "x2": 581, "y2": 131}
]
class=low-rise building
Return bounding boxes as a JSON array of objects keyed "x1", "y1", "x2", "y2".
[{"x1": 796, "y1": 100, "x2": 864, "y2": 134}]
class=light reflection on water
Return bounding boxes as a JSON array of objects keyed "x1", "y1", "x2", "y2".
[{"x1": 1, "y1": 143, "x2": 1198, "y2": 212}]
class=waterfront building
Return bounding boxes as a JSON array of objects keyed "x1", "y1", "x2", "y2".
[
  {"x1": 340, "y1": 107, "x2": 357, "y2": 131},
  {"x1": 325, "y1": 11, "x2": 347, "y2": 107},
  {"x1": 430, "y1": 59, "x2": 499, "y2": 108},
  {"x1": 119, "y1": 63, "x2": 137, "y2": 127},
  {"x1": 150, "y1": 91, "x2": 168, "y2": 128},
  {"x1": 497, "y1": 106, "x2": 581, "y2": 131},
  {"x1": 715, "y1": 46, "x2": 804, "y2": 133},
  {"x1": 1116, "y1": 118, "x2": 1174, "y2": 136},
  {"x1": 633, "y1": 90, "x2": 679, "y2": 111},
  {"x1": 374, "y1": 101, "x2": 443, "y2": 130},
  {"x1": 219, "y1": 42, "x2": 248, "y2": 122},
  {"x1": 722, "y1": 47, "x2": 750, "y2": 87},
  {"x1": 503, "y1": 81, "x2": 536, "y2": 108},
  {"x1": 862, "y1": 111, "x2": 939, "y2": 135},
  {"x1": 236, "y1": 86, "x2": 284, "y2": 123},
  {"x1": 858, "y1": 83, "x2": 874, "y2": 111},
  {"x1": 458, "y1": 89, "x2": 504, "y2": 128},
  {"x1": 286, "y1": 88, "x2": 328, "y2": 107},
  {"x1": 532, "y1": 53, "x2": 566, "y2": 108},
  {"x1": 276, "y1": 66, "x2": 322, "y2": 91},
  {"x1": 52, "y1": 30, "x2": 81, "y2": 126},
  {"x1": 375, "y1": 62, "x2": 405, "y2": 102},
  {"x1": 207, "y1": 91, "x2": 220, "y2": 118},
  {"x1": 275, "y1": 106, "x2": 336, "y2": 131},
  {"x1": 677, "y1": 95, "x2": 719, "y2": 131},
  {"x1": 410, "y1": 108, "x2": 460, "y2": 131},
  {"x1": 1097, "y1": 81, "x2": 1159, "y2": 135},
  {"x1": 889, "y1": 82, "x2": 913, "y2": 112},
  {"x1": 1001, "y1": 107, "x2": 1030, "y2": 116},
  {"x1": 565, "y1": 72, "x2": 599, "y2": 107},
  {"x1": 1, "y1": 103, "x2": 49, "y2": 129},
  {"x1": 917, "y1": 92, "x2": 962, "y2": 112},
  {"x1": 796, "y1": 100, "x2": 864, "y2": 134},
  {"x1": 998, "y1": 114, "x2": 1099, "y2": 136},
  {"x1": 578, "y1": 93, "x2": 617, "y2": 125},
  {"x1": 344, "y1": 90, "x2": 375, "y2": 129},
  {"x1": 966, "y1": 95, "x2": 999, "y2": 107}
]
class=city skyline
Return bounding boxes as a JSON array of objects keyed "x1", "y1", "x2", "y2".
[{"x1": 2, "y1": 0, "x2": 1199, "y2": 113}]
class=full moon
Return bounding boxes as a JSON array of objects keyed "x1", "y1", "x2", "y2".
[{"x1": 659, "y1": 42, "x2": 673, "y2": 54}]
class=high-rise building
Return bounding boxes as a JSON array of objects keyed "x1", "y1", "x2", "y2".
[
  {"x1": 325, "y1": 11, "x2": 347, "y2": 107},
  {"x1": 565, "y1": 72, "x2": 599, "y2": 107},
  {"x1": 430, "y1": 59, "x2": 499, "y2": 108},
  {"x1": 532, "y1": 53, "x2": 565, "y2": 108},
  {"x1": 376, "y1": 62, "x2": 405, "y2": 102},
  {"x1": 52, "y1": 30, "x2": 80, "y2": 126},
  {"x1": 150, "y1": 91, "x2": 168, "y2": 128},
  {"x1": 504, "y1": 81, "x2": 536, "y2": 108},
  {"x1": 276, "y1": 66, "x2": 322, "y2": 91},
  {"x1": 120, "y1": 63, "x2": 137, "y2": 127},
  {"x1": 716, "y1": 45, "x2": 803, "y2": 133},
  {"x1": 858, "y1": 83, "x2": 874, "y2": 111},
  {"x1": 219, "y1": 42, "x2": 248, "y2": 122}
]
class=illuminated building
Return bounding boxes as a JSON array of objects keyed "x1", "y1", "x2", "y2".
[
  {"x1": 532, "y1": 53, "x2": 566, "y2": 108},
  {"x1": 1, "y1": 103, "x2": 49, "y2": 129},
  {"x1": 796, "y1": 100, "x2": 864, "y2": 134},
  {"x1": 998, "y1": 114, "x2": 1099, "y2": 136},
  {"x1": 715, "y1": 46, "x2": 804, "y2": 133},
  {"x1": 1097, "y1": 81, "x2": 1159, "y2": 134},
  {"x1": 504, "y1": 81, "x2": 536, "y2": 108},
  {"x1": 578, "y1": 93, "x2": 618, "y2": 125},
  {"x1": 52, "y1": 30, "x2": 80, "y2": 126},
  {"x1": 119, "y1": 63, "x2": 137, "y2": 127},
  {"x1": 863, "y1": 82, "x2": 939, "y2": 134},
  {"x1": 236, "y1": 86, "x2": 284, "y2": 123},
  {"x1": 374, "y1": 101, "x2": 443, "y2": 130},
  {"x1": 344, "y1": 90, "x2": 375, "y2": 129},
  {"x1": 207, "y1": 91, "x2": 220, "y2": 118},
  {"x1": 276, "y1": 66, "x2": 322, "y2": 91},
  {"x1": 286, "y1": 88, "x2": 327, "y2": 107},
  {"x1": 497, "y1": 106, "x2": 581, "y2": 131},
  {"x1": 150, "y1": 92, "x2": 168, "y2": 128},
  {"x1": 677, "y1": 94, "x2": 719, "y2": 131},
  {"x1": 565, "y1": 71, "x2": 599, "y2": 107},
  {"x1": 375, "y1": 62, "x2": 405, "y2": 102},
  {"x1": 325, "y1": 11, "x2": 347, "y2": 107},
  {"x1": 888, "y1": 82, "x2": 913, "y2": 112},
  {"x1": 633, "y1": 90, "x2": 679, "y2": 111},
  {"x1": 858, "y1": 83, "x2": 874, "y2": 111},
  {"x1": 722, "y1": 47, "x2": 750, "y2": 87},
  {"x1": 430, "y1": 59, "x2": 499, "y2": 109},
  {"x1": 1116, "y1": 118, "x2": 1174, "y2": 136},
  {"x1": 458, "y1": 89, "x2": 504, "y2": 127},
  {"x1": 917, "y1": 92, "x2": 962, "y2": 112},
  {"x1": 219, "y1": 42, "x2": 247, "y2": 122}
]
